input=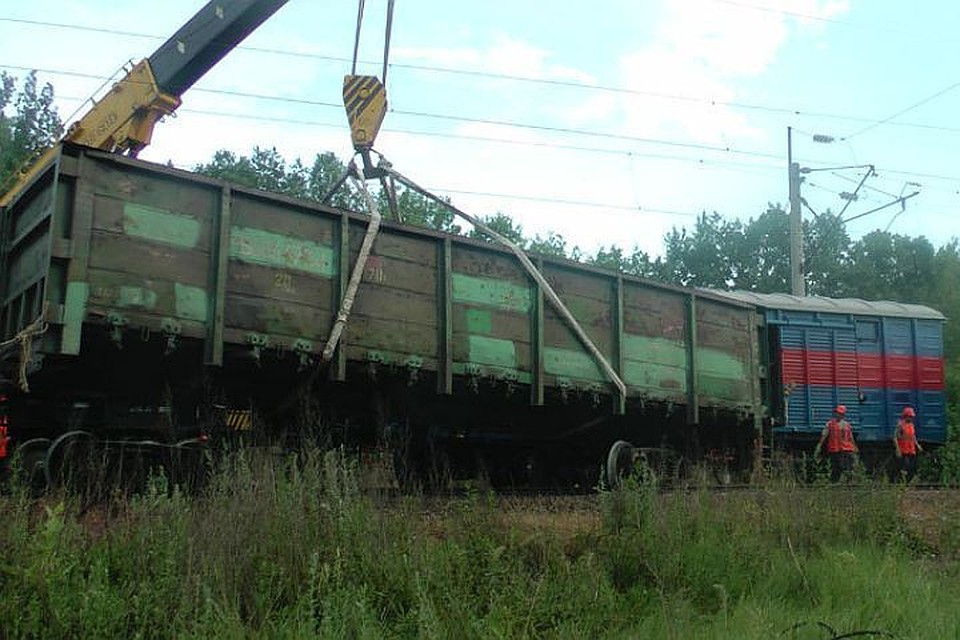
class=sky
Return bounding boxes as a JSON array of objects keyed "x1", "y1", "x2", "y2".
[{"x1": 1, "y1": 0, "x2": 958, "y2": 258}]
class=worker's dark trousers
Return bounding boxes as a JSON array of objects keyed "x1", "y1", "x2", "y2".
[
  {"x1": 828, "y1": 452, "x2": 854, "y2": 482},
  {"x1": 896, "y1": 454, "x2": 918, "y2": 482}
]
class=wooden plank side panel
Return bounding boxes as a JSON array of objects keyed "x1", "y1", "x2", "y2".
[
  {"x1": 619, "y1": 280, "x2": 690, "y2": 399},
  {"x1": 542, "y1": 265, "x2": 614, "y2": 347},
  {"x1": 345, "y1": 315, "x2": 438, "y2": 361},
  {"x1": 86, "y1": 266, "x2": 208, "y2": 324},
  {"x1": 537, "y1": 265, "x2": 616, "y2": 388},
  {"x1": 88, "y1": 233, "x2": 210, "y2": 289},
  {"x1": 223, "y1": 266, "x2": 334, "y2": 343},
  {"x1": 351, "y1": 282, "x2": 438, "y2": 365},
  {"x1": 622, "y1": 283, "x2": 687, "y2": 339},
  {"x1": 449, "y1": 244, "x2": 533, "y2": 381},
  {"x1": 338, "y1": 226, "x2": 440, "y2": 366},
  {"x1": 543, "y1": 263, "x2": 615, "y2": 304},
  {"x1": 222, "y1": 192, "x2": 340, "y2": 354},
  {"x1": 230, "y1": 192, "x2": 335, "y2": 245},
  {"x1": 9, "y1": 175, "x2": 55, "y2": 246},
  {"x1": 91, "y1": 193, "x2": 213, "y2": 252},
  {"x1": 224, "y1": 292, "x2": 333, "y2": 344},
  {"x1": 226, "y1": 261, "x2": 334, "y2": 308},
  {"x1": 352, "y1": 228, "x2": 438, "y2": 268},
  {"x1": 695, "y1": 298, "x2": 754, "y2": 404},
  {"x1": 5, "y1": 232, "x2": 51, "y2": 306},
  {"x1": 2, "y1": 165, "x2": 57, "y2": 341},
  {"x1": 349, "y1": 251, "x2": 438, "y2": 298},
  {"x1": 57, "y1": 159, "x2": 223, "y2": 350},
  {"x1": 83, "y1": 156, "x2": 219, "y2": 230}
]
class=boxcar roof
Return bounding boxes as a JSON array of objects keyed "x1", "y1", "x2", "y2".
[{"x1": 701, "y1": 290, "x2": 946, "y2": 321}]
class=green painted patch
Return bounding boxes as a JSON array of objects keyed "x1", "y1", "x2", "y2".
[
  {"x1": 698, "y1": 350, "x2": 746, "y2": 380},
  {"x1": 624, "y1": 361, "x2": 687, "y2": 392},
  {"x1": 62, "y1": 281, "x2": 89, "y2": 355},
  {"x1": 622, "y1": 334, "x2": 688, "y2": 390},
  {"x1": 544, "y1": 347, "x2": 604, "y2": 382},
  {"x1": 699, "y1": 375, "x2": 748, "y2": 401},
  {"x1": 123, "y1": 203, "x2": 201, "y2": 249},
  {"x1": 117, "y1": 286, "x2": 157, "y2": 310},
  {"x1": 229, "y1": 226, "x2": 334, "y2": 277},
  {"x1": 467, "y1": 335, "x2": 517, "y2": 368},
  {"x1": 616, "y1": 333, "x2": 752, "y2": 400},
  {"x1": 174, "y1": 283, "x2": 208, "y2": 322},
  {"x1": 452, "y1": 273, "x2": 531, "y2": 313},
  {"x1": 466, "y1": 309, "x2": 492, "y2": 334},
  {"x1": 623, "y1": 335, "x2": 687, "y2": 369}
]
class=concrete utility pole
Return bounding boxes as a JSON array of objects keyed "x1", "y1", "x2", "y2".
[{"x1": 787, "y1": 127, "x2": 805, "y2": 297}]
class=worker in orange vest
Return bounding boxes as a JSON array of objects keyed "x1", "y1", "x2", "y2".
[
  {"x1": 893, "y1": 406, "x2": 922, "y2": 482},
  {"x1": 814, "y1": 404, "x2": 858, "y2": 482}
]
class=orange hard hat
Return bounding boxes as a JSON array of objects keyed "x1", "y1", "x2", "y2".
[
  {"x1": 834, "y1": 405, "x2": 847, "y2": 415},
  {"x1": 902, "y1": 407, "x2": 916, "y2": 418}
]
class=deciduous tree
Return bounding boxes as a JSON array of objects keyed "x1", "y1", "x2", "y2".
[{"x1": 0, "y1": 71, "x2": 63, "y2": 194}]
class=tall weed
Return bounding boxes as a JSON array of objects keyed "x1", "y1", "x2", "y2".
[{"x1": 0, "y1": 446, "x2": 959, "y2": 638}]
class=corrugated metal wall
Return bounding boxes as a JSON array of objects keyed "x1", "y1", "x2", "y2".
[{"x1": 772, "y1": 311, "x2": 946, "y2": 445}]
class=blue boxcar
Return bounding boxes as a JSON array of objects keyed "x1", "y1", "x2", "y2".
[{"x1": 711, "y1": 292, "x2": 947, "y2": 447}]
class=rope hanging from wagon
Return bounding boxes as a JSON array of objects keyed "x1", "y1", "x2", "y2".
[
  {"x1": 321, "y1": 160, "x2": 382, "y2": 362},
  {"x1": 0, "y1": 304, "x2": 49, "y2": 393}
]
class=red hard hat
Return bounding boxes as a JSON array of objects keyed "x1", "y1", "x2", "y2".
[
  {"x1": 902, "y1": 407, "x2": 916, "y2": 418},
  {"x1": 834, "y1": 405, "x2": 847, "y2": 415}
]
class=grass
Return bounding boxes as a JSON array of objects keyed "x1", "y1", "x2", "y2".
[{"x1": 1, "y1": 449, "x2": 959, "y2": 638}]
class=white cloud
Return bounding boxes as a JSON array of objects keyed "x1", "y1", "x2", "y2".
[
  {"x1": 395, "y1": 35, "x2": 594, "y2": 83},
  {"x1": 604, "y1": 0, "x2": 851, "y2": 145}
]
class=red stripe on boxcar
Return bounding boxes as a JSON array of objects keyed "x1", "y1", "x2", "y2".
[{"x1": 779, "y1": 349, "x2": 944, "y2": 390}]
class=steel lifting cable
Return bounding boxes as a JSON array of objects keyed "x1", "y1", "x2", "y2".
[
  {"x1": 351, "y1": 0, "x2": 366, "y2": 75},
  {"x1": 383, "y1": 164, "x2": 628, "y2": 405},
  {"x1": 382, "y1": 0, "x2": 395, "y2": 85},
  {"x1": 321, "y1": 161, "x2": 382, "y2": 362},
  {"x1": 352, "y1": 0, "x2": 394, "y2": 81}
]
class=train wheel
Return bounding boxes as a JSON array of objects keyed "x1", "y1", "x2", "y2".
[
  {"x1": 12, "y1": 438, "x2": 51, "y2": 491},
  {"x1": 605, "y1": 440, "x2": 637, "y2": 489},
  {"x1": 44, "y1": 430, "x2": 98, "y2": 493}
]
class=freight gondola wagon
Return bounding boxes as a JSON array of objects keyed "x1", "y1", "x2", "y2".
[{"x1": 0, "y1": 144, "x2": 764, "y2": 487}]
